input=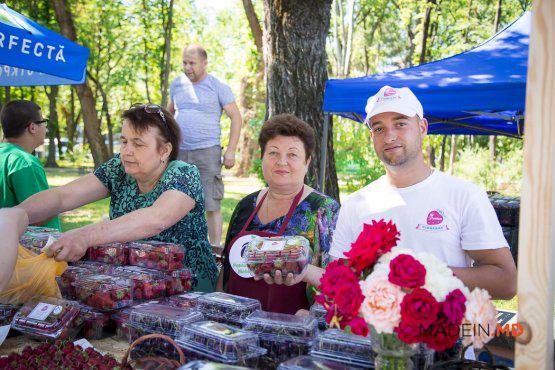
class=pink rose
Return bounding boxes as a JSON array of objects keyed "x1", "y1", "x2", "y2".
[
  {"x1": 462, "y1": 288, "x2": 497, "y2": 349},
  {"x1": 360, "y1": 271, "x2": 405, "y2": 334},
  {"x1": 388, "y1": 254, "x2": 426, "y2": 289}
]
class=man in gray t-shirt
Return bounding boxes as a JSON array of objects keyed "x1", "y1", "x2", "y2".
[{"x1": 168, "y1": 45, "x2": 242, "y2": 249}]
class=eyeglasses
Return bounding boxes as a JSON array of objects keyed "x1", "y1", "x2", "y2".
[
  {"x1": 131, "y1": 103, "x2": 167, "y2": 126},
  {"x1": 30, "y1": 118, "x2": 49, "y2": 126}
]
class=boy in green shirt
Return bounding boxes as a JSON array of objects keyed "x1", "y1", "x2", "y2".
[{"x1": 0, "y1": 100, "x2": 60, "y2": 230}]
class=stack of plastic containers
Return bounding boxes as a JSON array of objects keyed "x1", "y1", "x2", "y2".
[
  {"x1": 56, "y1": 266, "x2": 94, "y2": 299},
  {"x1": 310, "y1": 329, "x2": 374, "y2": 369},
  {"x1": 0, "y1": 304, "x2": 20, "y2": 325},
  {"x1": 243, "y1": 310, "x2": 318, "y2": 369},
  {"x1": 74, "y1": 274, "x2": 133, "y2": 311},
  {"x1": 167, "y1": 292, "x2": 204, "y2": 309},
  {"x1": 112, "y1": 265, "x2": 168, "y2": 300},
  {"x1": 309, "y1": 302, "x2": 328, "y2": 331},
  {"x1": 166, "y1": 268, "x2": 196, "y2": 295},
  {"x1": 11, "y1": 296, "x2": 82, "y2": 341},
  {"x1": 197, "y1": 292, "x2": 261, "y2": 327},
  {"x1": 78, "y1": 304, "x2": 112, "y2": 340},
  {"x1": 277, "y1": 355, "x2": 353, "y2": 370},
  {"x1": 176, "y1": 321, "x2": 267, "y2": 367},
  {"x1": 19, "y1": 232, "x2": 61, "y2": 255},
  {"x1": 244, "y1": 236, "x2": 312, "y2": 278},
  {"x1": 128, "y1": 241, "x2": 185, "y2": 271},
  {"x1": 86, "y1": 242, "x2": 129, "y2": 265}
]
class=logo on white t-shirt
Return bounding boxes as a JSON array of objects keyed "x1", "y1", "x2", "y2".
[{"x1": 416, "y1": 209, "x2": 450, "y2": 231}]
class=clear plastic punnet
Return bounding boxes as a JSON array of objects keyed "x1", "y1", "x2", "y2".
[
  {"x1": 112, "y1": 265, "x2": 168, "y2": 300},
  {"x1": 309, "y1": 328, "x2": 374, "y2": 368},
  {"x1": 24, "y1": 226, "x2": 59, "y2": 234},
  {"x1": 56, "y1": 266, "x2": 94, "y2": 299},
  {"x1": 111, "y1": 300, "x2": 160, "y2": 340},
  {"x1": 244, "y1": 236, "x2": 312, "y2": 279},
  {"x1": 73, "y1": 261, "x2": 114, "y2": 274},
  {"x1": 19, "y1": 232, "x2": 61, "y2": 255},
  {"x1": 78, "y1": 304, "x2": 111, "y2": 340},
  {"x1": 128, "y1": 241, "x2": 185, "y2": 271},
  {"x1": 73, "y1": 274, "x2": 133, "y2": 311},
  {"x1": 127, "y1": 303, "x2": 204, "y2": 338},
  {"x1": 86, "y1": 242, "x2": 129, "y2": 265},
  {"x1": 243, "y1": 310, "x2": 318, "y2": 369},
  {"x1": 197, "y1": 292, "x2": 261, "y2": 326},
  {"x1": 176, "y1": 321, "x2": 266, "y2": 366},
  {"x1": 243, "y1": 310, "x2": 317, "y2": 339},
  {"x1": 177, "y1": 360, "x2": 250, "y2": 369},
  {"x1": 277, "y1": 355, "x2": 353, "y2": 370},
  {"x1": 166, "y1": 268, "x2": 196, "y2": 295},
  {"x1": 167, "y1": 292, "x2": 204, "y2": 309},
  {"x1": 11, "y1": 296, "x2": 82, "y2": 341},
  {"x1": 0, "y1": 303, "x2": 20, "y2": 325},
  {"x1": 309, "y1": 302, "x2": 328, "y2": 331}
]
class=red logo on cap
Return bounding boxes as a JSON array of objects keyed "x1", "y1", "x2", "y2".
[{"x1": 384, "y1": 88, "x2": 397, "y2": 97}]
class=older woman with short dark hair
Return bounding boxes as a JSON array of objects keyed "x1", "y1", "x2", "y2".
[
  {"x1": 217, "y1": 114, "x2": 339, "y2": 314},
  {"x1": 12, "y1": 104, "x2": 218, "y2": 292}
]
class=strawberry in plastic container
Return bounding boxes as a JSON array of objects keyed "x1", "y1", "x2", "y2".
[
  {"x1": 78, "y1": 304, "x2": 111, "y2": 340},
  {"x1": 56, "y1": 266, "x2": 93, "y2": 299},
  {"x1": 166, "y1": 268, "x2": 197, "y2": 295},
  {"x1": 86, "y1": 242, "x2": 129, "y2": 265},
  {"x1": 74, "y1": 275, "x2": 133, "y2": 311},
  {"x1": 128, "y1": 241, "x2": 185, "y2": 271},
  {"x1": 112, "y1": 266, "x2": 168, "y2": 301}
]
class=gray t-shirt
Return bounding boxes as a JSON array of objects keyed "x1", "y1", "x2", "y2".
[{"x1": 170, "y1": 73, "x2": 235, "y2": 151}]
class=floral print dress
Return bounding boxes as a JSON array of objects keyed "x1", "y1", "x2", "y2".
[
  {"x1": 222, "y1": 189, "x2": 340, "y2": 303},
  {"x1": 94, "y1": 155, "x2": 217, "y2": 292}
]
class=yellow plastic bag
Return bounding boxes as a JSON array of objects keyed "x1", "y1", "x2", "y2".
[{"x1": 0, "y1": 246, "x2": 68, "y2": 305}]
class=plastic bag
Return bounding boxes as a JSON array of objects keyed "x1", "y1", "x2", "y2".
[{"x1": 0, "y1": 245, "x2": 68, "y2": 305}]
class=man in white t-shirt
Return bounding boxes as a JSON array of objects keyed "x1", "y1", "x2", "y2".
[{"x1": 329, "y1": 85, "x2": 516, "y2": 300}]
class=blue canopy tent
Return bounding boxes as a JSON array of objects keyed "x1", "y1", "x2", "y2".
[
  {"x1": 318, "y1": 11, "x2": 530, "y2": 190},
  {"x1": 0, "y1": 3, "x2": 88, "y2": 86}
]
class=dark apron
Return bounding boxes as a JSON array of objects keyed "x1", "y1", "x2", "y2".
[{"x1": 225, "y1": 188, "x2": 309, "y2": 314}]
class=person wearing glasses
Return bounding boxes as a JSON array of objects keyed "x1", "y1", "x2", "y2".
[
  {"x1": 12, "y1": 104, "x2": 218, "y2": 292},
  {"x1": 0, "y1": 100, "x2": 60, "y2": 230}
]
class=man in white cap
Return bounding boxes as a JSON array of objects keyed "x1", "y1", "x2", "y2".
[{"x1": 329, "y1": 85, "x2": 517, "y2": 300}]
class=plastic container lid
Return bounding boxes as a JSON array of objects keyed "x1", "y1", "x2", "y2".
[
  {"x1": 167, "y1": 292, "x2": 204, "y2": 309},
  {"x1": 11, "y1": 296, "x2": 81, "y2": 340},
  {"x1": 243, "y1": 310, "x2": 317, "y2": 340},
  {"x1": 128, "y1": 240, "x2": 186, "y2": 271},
  {"x1": 309, "y1": 329, "x2": 374, "y2": 368},
  {"x1": 310, "y1": 302, "x2": 328, "y2": 330},
  {"x1": 277, "y1": 355, "x2": 354, "y2": 370},
  {"x1": 87, "y1": 242, "x2": 128, "y2": 265},
  {"x1": 73, "y1": 274, "x2": 133, "y2": 311},
  {"x1": 198, "y1": 292, "x2": 261, "y2": 325},
  {"x1": 73, "y1": 261, "x2": 115, "y2": 274},
  {"x1": 176, "y1": 321, "x2": 266, "y2": 364},
  {"x1": 128, "y1": 303, "x2": 204, "y2": 337},
  {"x1": 19, "y1": 232, "x2": 61, "y2": 253},
  {"x1": 177, "y1": 360, "x2": 250, "y2": 369},
  {"x1": 244, "y1": 236, "x2": 312, "y2": 278}
]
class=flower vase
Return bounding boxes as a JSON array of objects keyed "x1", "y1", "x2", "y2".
[{"x1": 370, "y1": 326, "x2": 418, "y2": 370}]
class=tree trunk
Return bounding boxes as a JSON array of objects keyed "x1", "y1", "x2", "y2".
[
  {"x1": 141, "y1": 0, "x2": 152, "y2": 103},
  {"x1": 55, "y1": 123, "x2": 63, "y2": 157},
  {"x1": 342, "y1": 0, "x2": 355, "y2": 77},
  {"x1": 439, "y1": 134, "x2": 447, "y2": 171},
  {"x1": 50, "y1": 0, "x2": 109, "y2": 168},
  {"x1": 88, "y1": 72, "x2": 114, "y2": 157},
  {"x1": 419, "y1": 0, "x2": 436, "y2": 65},
  {"x1": 242, "y1": 0, "x2": 263, "y2": 53},
  {"x1": 449, "y1": 135, "x2": 457, "y2": 175},
  {"x1": 62, "y1": 88, "x2": 78, "y2": 152},
  {"x1": 160, "y1": 0, "x2": 174, "y2": 107},
  {"x1": 45, "y1": 86, "x2": 59, "y2": 168},
  {"x1": 263, "y1": 0, "x2": 339, "y2": 200}
]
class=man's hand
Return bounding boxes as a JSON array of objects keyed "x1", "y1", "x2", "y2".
[
  {"x1": 223, "y1": 150, "x2": 236, "y2": 169},
  {"x1": 45, "y1": 228, "x2": 91, "y2": 262}
]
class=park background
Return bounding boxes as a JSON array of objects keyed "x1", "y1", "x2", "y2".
[{"x1": 4, "y1": 0, "x2": 534, "y2": 310}]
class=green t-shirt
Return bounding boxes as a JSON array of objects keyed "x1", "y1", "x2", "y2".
[{"x1": 0, "y1": 143, "x2": 61, "y2": 230}]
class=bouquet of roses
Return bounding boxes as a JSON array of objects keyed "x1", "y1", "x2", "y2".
[{"x1": 316, "y1": 220, "x2": 498, "y2": 368}]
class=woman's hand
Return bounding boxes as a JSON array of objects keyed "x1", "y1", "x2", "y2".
[
  {"x1": 45, "y1": 228, "x2": 91, "y2": 262},
  {"x1": 254, "y1": 265, "x2": 311, "y2": 286}
]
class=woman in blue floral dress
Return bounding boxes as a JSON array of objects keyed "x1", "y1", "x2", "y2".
[
  {"x1": 218, "y1": 114, "x2": 339, "y2": 314},
  {"x1": 15, "y1": 105, "x2": 217, "y2": 291}
]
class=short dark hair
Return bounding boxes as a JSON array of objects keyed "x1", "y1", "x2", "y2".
[
  {"x1": 258, "y1": 114, "x2": 315, "y2": 161},
  {"x1": 0, "y1": 100, "x2": 42, "y2": 138},
  {"x1": 122, "y1": 105, "x2": 181, "y2": 161}
]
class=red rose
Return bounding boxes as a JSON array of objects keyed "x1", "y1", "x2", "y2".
[
  {"x1": 334, "y1": 279, "x2": 364, "y2": 317},
  {"x1": 394, "y1": 320, "x2": 423, "y2": 344},
  {"x1": 388, "y1": 254, "x2": 426, "y2": 289},
  {"x1": 344, "y1": 219, "x2": 400, "y2": 273},
  {"x1": 342, "y1": 316, "x2": 369, "y2": 337},
  {"x1": 318, "y1": 259, "x2": 359, "y2": 300},
  {"x1": 442, "y1": 289, "x2": 467, "y2": 325},
  {"x1": 400, "y1": 288, "x2": 439, "y2": 329},
  {"x1": 421, "y1": 314, "x2": 460, "y2": 352}
]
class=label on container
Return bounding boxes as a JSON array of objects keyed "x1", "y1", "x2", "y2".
[
  {"x1": 229, "y1": 235, "x2": 257, "y2": 278},
  {"x1": 199, "y1": 322, "x2": 241, "y2": 337},
  {"x1": 259, "y1": 239, "x2": 286, "y2": 252},
  {"x1": 28, "y1": 302, "x2": 57, "y2": 321}
]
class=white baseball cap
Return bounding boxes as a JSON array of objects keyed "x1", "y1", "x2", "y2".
[{"x1": 364, "y1": 86, "x2": 424, "y2": 126}]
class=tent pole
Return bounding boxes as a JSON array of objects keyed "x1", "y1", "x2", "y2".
[{"x1": 318, "y1": 113, "x2": 330, "y2": 192}]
